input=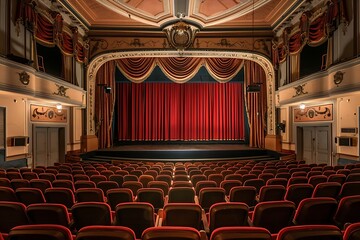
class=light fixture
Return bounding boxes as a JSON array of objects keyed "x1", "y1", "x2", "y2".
[
  {"x1": 299, "y1": 103, "x2": 306, "y2": 110},
  {"x1": 56, "y1": 103, "x2": 62, "y2": 112},
  {"x1": 174, "y1": 0, "x2": 189, "y2": 19}
]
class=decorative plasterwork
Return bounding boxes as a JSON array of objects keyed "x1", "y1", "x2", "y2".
[
  {"x1": 31, "y1": 105, "x2": 67, "y2": 123},
  {"x1": 333, "y1": 71, "x2": 344, "y2": 87},
  {"x1": 53, "y1": 84, "x2": 70, "y2": 98},
  {"x1": 86, "y1": 50, "x2": 275, "y2": 136},
  {"x1": 293, "y1": 84, "x2": 308, "y2": 97},
  {"x1": 294, "y1": 104, "x2": 333, "y2": 122},
  {"x1": 163, "y1": 21, "x2": 199, "y2": 50},
  {"x1": 18, "y1": 71, "x2": 30, "y2": 85}
]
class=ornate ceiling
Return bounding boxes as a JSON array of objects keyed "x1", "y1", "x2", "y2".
[{"x1": 59, "y1": 0, "x2": 303, "y2": 33}]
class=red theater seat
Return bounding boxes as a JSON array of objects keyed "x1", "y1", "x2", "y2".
[
  {"x1": 76, "y1": 226, "x2": 136, "y2": 240},
  {"x1": 115, "y1": 202, "x2": 155, "y2": 239},
  {"x1": 277, "y1": 225, "x2": 342, "y2": 240},
  {"x1": 209, "y1": 226, "x2": 271, "y2": 240},
  {"x1": 142, "y1": 226, "x2": 202, "y2": 240},
  {"x1": 8, "y1": 224, "x2": 73, "y2": 240},
  {"x1": 0, "y1": 201, "x2": 29, "y2": 233},
  {"x1": 27, "y1": 203, "x2": 71, "y2": 227},
  {"x1": 161, "y1": 203, "x2": 203, "y2": 230}
]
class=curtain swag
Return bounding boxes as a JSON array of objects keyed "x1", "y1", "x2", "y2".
[
  {"x1": 16, "y1": 0, "x2": 87, "y2": 63},
  {"x1": 116, "y1": 57, "x2": 244, "y2": 83},
  {"x1": 272, "y1": 0, "x2": 348, "y2": 66}
]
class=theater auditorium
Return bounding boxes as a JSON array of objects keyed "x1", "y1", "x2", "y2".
[{"x1": 0, "y1": 0, "x2": 360, "y2": 239}]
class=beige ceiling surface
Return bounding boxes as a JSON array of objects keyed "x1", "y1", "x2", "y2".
[{"x1": 61, "y1": 0, "x2": 299, "y2": 30}]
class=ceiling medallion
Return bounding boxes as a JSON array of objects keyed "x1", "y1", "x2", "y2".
[{"x1": 163, "y1": 21, "x2": 199, "y2": 51}]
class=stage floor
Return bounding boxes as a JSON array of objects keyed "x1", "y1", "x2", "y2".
[
  {"x1": 100, "y1": 143, "x2": 257, "y2": 152},
  {"x1": 81, "y1": 143, "x2": 283, "y2": 162}
]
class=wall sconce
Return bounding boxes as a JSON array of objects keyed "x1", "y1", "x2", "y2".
[
  {"x1": 299, "y1": 103, "x2": 306, "y2": 110},
  {"x1": 56, "y1": 103, "x2": 62, "y2": 112}
]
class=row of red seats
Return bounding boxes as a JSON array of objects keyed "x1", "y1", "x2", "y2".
[
  {"x1": 1, "y1": 198, "x2": 360, "y2": 239},
  {"x1": 3, "y1": 223, "x2": 360, "y2": 240}
]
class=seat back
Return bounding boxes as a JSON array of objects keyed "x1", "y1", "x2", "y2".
[
  {"x1": 334, "y1": 195, "x2": 360, "y2": 229},
  {"x1": 74, "y1": 180, "x2": 96, "y2": 190},
  {"x1": 142, "y1": 226, "x2": 201, "y2": 240},
  {"x1": 343, "y1": 223, "x2": 360, "y2": 240},
  {"x1": 76, "y1": 226, "x2": 136, "y2": 240},
  {"x1": 339, "y1": 182, "x2": 360, "y2": 198},
  {"x1": 122, "y1": 181, "x2": 143, "y2": 196},
  {"x1": 45, "y1": 188, "x2": 75, "y2": 209},
  {"x1": 162, "y1": 203, "x2": 203, "y2": 230},
  {"x1": 168, "y1": 187, "x2": 195, "y2": 203},
  {"x1": 258, "y1": 185, "x2": 286, "y2": 202},
  {"x1": 71, "y1": 202, "x2": 112, "y2": 231},
  {"x1": 312, "y1": 182, "x2": 341, "y2": 198},
  {"x1": 308, "y1": 175, "x2": 327, "y2": 187},
  {"x1": 139, "y1": 175, "x2": 155, "y2": 188},
  {"x1": 29, "y1": 179, "x2": 52, "y2": 193},
  {"x1": 148, "y1": 181, "x2": 169, "y2": 195},
  {"x1": 284, "y1": 183, "x2": 314, "y2": 207},
  {"x1": 294, "y1": 197, "x2": 338, "y2": 225},
  {"x1": 199, "y1": 187, "x2": 226, "y2": 212},
  {"x1": 8, "y1": 224, "x2": 73, "y2": 240},
  {"x1": 52, "y1": 180, "x2": 75, "y2": 192},
  {"x1": 27, "y1": 203, "x2": 70, "y2": 227},
  {"x1": 266, "y1": 178, "x2": 287, "y2": 187},
  {"x1": 96, "y1": 181, "x2": 119, "y2": 195},
  {"x1": 229, "y1": 186, "x2": 257, "y2": 207},
  {"x1": 277, "y1": 225, "x2": 342, "y2": 240},
  {"x1": 210, "y1": 226, "x2": 271, "y2": 240},
  {"x1": 115, "y1": 202, "x2": 155, "y2": 239},
  {"x1": 136, "y1": 188, "x2": 164, "y2": 211},
  {"x1": 106, "y1": 188, "x2": 134, "y2": 211},
  {"x1": 220, "y1": 180, "x2": 242, "y2": 196},
  {"x1": 0, "y1": 201, "x2": 29, "y2": 233},
  {"x1": 11, "y1": 179, "x2": 30, "y2": 190},
  {"x1": 251, "y1": 200, "x2": 296, "y2": 234},
  {"x1": 15, "y1": 188, "x2": 46, "y2": 206},
  {"x1": 75, "y1": 188, "x2": 106, "y2": 202},
  {"x1": 195, "y1": 180, "x2": 217, "y2": 195},
  {"x1": 209, "y1": 202, "x2": 249, "y2": 233},
  {"x1": 243, "y1": 179, "x2": 265, "y2": 193},
  {"x1": 0, "y1": 186, "x2": 18, "y2": 201}
]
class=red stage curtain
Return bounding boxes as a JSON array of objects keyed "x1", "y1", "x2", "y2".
[{"x1": 117, "y1": 82, "x2": 245, "y2": 141}]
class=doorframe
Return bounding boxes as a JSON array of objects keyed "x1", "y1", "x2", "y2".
[
  {"x1": 32, "y1": 123, "x2": 67, "y2": 167},
  {"x1": 295, "y1": 122, "x2": 333, "y2": 164}
]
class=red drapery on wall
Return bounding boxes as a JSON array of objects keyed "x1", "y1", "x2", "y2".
[
  {"x1": 95, "y1": 61, "x2": 116, "y2": 149},
  {"x1": 244, "y1": 61, "x2": 267, "y2": 148},
  {"x1": 117, "y1": 82, "x2": 245, "y2": 141},
  {"x1": 115, "y1": 58, "x2": 244, "y2": 83}
]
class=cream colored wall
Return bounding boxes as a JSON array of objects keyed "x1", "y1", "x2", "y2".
[
  {"x1": 67, "y1": 107, "x2": 83, "y2": 151},
  {"x1": 0, "y1": 95, "x2": 29, "y2": 157},
  {"x1": 336, "y1": 95, "x2": 360, "y2": 157}
]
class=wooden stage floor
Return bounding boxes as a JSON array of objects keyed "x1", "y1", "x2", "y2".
[
  {"x1": 100, "y1": 143, "x2": 257, "y2": 152},
  {"x1": 82, "y1": 143, "x2": 284, "y2": 162}
]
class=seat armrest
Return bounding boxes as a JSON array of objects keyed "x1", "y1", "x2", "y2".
[
  {"x1": 201, "y1": 209, "x2": 210, "y2": 234},
  {"x1": 200, "y1": 230, "x2": 208, "y2": 240},
  {"x1": 195, "y1": 195, "x2": 199, "y2": 204},
  {"x1": 155, "y1": 209, "x2": 163, "y2": 226}
]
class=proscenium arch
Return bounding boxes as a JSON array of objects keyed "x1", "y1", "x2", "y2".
[{"x1": 86, "y1": 50, "x2": 275, "y2": 137}]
